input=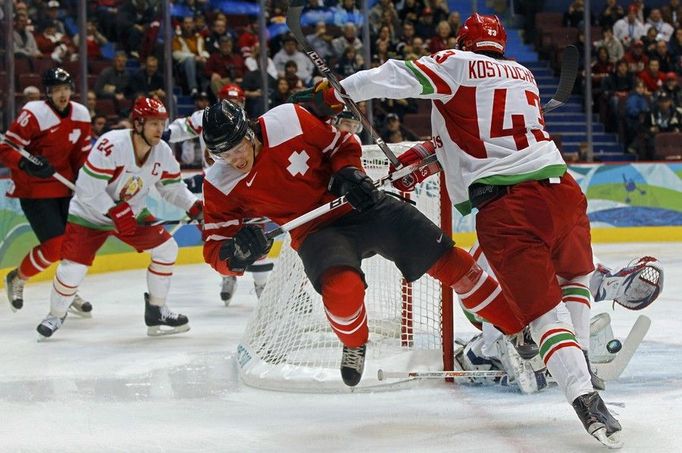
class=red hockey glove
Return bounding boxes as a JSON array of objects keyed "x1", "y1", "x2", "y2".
[
  {"x1": 187, "y1": 200, "x2": 203, "y2": 222},
  {"x1": 389, "y1": 141, "x2": 440, "y2": 192},
  {"x1": 289, "y1": 79, "x2": 345, "y2": 117},
  {"x1": 108, "y1": 202, "x2": 137, "y2": 236}
]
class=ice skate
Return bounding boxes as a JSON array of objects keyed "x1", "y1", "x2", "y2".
[
  {"x1": 5, "y1": 269, "x2": 25, "y2": 312},
  {"x1": 36, "y1": 313, "x2": 66, "y2": 339},
  {"x1": 220, "y1": 276, "x2": 237, "y2": 306},
  {"x1": 144, "y1": 293, "x2": 190, "y2": 336},
  {"x1": 572, "y1": 391, "x2": 623, "y2": 448},
  {"x1": 68, "y1": 294, "x2": 93, "y2": 318},
  {"x1": 340, "y1": 344, "x2": 366, "y2": 387}
]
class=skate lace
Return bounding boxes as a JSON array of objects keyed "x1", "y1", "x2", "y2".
[
  {"x1": 160, "y1": 305, "x2": 180, "y2": 321},
  {"x1": 8, "y1": 274, "x2": 25, "y2": 300},
  {"x1": 341, "y1": 347, "x2": 364, "y2": 371},
  {"x1": 221, "y1": 277, "x2": 236, "y2": 292}
]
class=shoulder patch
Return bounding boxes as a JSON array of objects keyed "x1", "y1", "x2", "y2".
[
  {"x1": 205, "y1": 160, "x2": 247, "y2": 197},
  {"x1": 23, "y1": 101, "x2": 59, "y2": 131},
  {"x1": 261, "y1": 103, "x2": 302, "y2": 148},
  {"x1": 70, "y1": 102, "x2": 92, "y2": 123}
]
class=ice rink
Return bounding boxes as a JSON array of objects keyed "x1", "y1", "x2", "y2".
[{"x1": 1, "y1": 242, "x2": 680, "y2": 452}]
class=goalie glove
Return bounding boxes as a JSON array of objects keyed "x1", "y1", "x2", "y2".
[
  {"x1": 388, "y1": 140, "x2": 441, "y2": 192},
  {"x1": 288, "y1": 79, "x2": 345, "y2": 117},
  {"x1": 219, "y1": 225, "x2": 274, "y2": 273},
  {"x1": 329, "y1": 166, "x2": 384, "y2": 212},
  {"x1": 589, "y1": 256, "x2": 663, "y2": 310}
]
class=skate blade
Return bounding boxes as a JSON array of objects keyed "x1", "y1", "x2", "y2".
[
  {"x1": 67, "y1": 307, "x2": 93, "y2": 318},
  {"x1": 222, "y1": 298, "x2": 232, "y2": 307},
  {"x1": 592, "y1": 427, "x2": 623, "y2": 449},
  {"x1": 147, "y1": 324, "x2": 191, "y2": 336}
]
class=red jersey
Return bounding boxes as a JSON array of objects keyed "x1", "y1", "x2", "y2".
[
  {"x1": 203, "y1": 103, "x2": 361, "y2": 275},
  {"x1": 0, "y1": 100, "x2": 92, "y2": 198}
]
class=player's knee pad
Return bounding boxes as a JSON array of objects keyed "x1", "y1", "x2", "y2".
[
  {"x1": 40, "y1": 235, "x2": 64, "y2": 263},
  {"x1": 427, "y1": 246, "x2": 475, "y2": 288},
  {"x1": 54, "y1": 259, "x2": 89, "y2": 293},
  {"x1": 320, "y1": 267, "x2": 365, "y2": 316}
]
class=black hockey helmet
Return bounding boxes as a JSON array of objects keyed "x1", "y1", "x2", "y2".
[
  {"x1": 202, "y1": 99, "x2": 251, "y2": 156},
  {"x1": 42, "y1": 67, "x2": 73, "y2": 92}
]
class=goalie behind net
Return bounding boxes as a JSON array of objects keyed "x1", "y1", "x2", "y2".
[{"x1": 237, "y1": 142, "x2": 453, "y2": 392}]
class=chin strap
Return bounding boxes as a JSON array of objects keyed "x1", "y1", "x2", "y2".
[{"x1": 134, "y1": 119, "x2": 154, "y2": 148}]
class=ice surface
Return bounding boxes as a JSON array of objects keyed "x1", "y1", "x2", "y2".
[{"x1": 1, "y1": 243, "x2": 680, "y2": 452}]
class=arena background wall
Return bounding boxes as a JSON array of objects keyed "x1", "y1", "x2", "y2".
[{"x1": 2, "y1": 162, "x2": 682, "y2": 288}]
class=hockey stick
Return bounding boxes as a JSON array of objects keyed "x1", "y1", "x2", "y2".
[
  {"x1": 378, "y1": 369, "x2": 507, "y2": 380},
  {"x1": 264, "y1": 153, "x2": 439, "y2": 239},
  {"x1": 286, "y1": 0, "x2": 401, "y2": 168},
  {"x1": 542, "y1": 45, "x2": 579, "y2": 114},
  {"x1": 1, "y1": 132, "x2": 76, "y2": 191},
  {"x1": 592, "y1": 315, "x2": 651, "y2": 381}
]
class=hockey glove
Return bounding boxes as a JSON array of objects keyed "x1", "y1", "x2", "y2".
[
  {"x1": 329, "y1": 166, "x2": 384, "y2": 212},
  {"x1": 108, "y1": 202, "x2": 137, "y2": 236},
  {"x1": 18, "y1": 155, "x2": 55, "y2": 179},
  {"x1": 219, "y1": 225, "x2": 274, "y2": 272},
  {"x1": 388, "y1": 141, "x2": 441, "y2": 192},
  {"x1": 187, "y1": 200, "x2": 204, "y2": 222},
  {"x1": 288, "y1": 79, "x2": 345, "y2": 117}
]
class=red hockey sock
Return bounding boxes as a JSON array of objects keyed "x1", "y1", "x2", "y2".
[
  {"x1": 320, "y1": 267, "x2": 368, "y2": 348},
  {"x1": 18, "y1": 235, "x2": 63, "y2": 279}
]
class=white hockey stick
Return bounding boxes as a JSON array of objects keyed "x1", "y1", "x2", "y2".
[
  {"x1": 592, "y1": 315, "x2": 651, "y2": 381},
  {"x1": 264, "y1": 153, "x2": 439, "y2": 239},
  {"x1": 378, "y1": 369, "x2": 507, "y2": 381},
  {"x1": 286, "y1": 0, "x2": 400, "y2": 168},
  {"x1": 1, "y1": 132, "x2": 76, "y2": 191}
]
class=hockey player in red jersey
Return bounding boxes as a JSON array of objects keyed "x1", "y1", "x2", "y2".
[
  {"x1": 0, "y1": 68, "x2": 93, "y2": 315},
  {"x1": 200, "y1": 100, "x2": 513, "y2": 387},
  {"x1": 36, "y1": 97, "x2": 202, "y2": 339},
  {"x1": 306, "y1": 12, "x2": 622, "y2": 448}
]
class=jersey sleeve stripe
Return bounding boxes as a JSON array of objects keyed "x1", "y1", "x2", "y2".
[
  {"x1": 185, "y1": 118, "x2": 202, "y2": 135},
  {"x1": 204, "y1": 219, "x2": 240, "y2": 230},
  {"x1": 83, "y1": 160, "x2": 115, "y2": 179},
  {"x1": 82, "y1": 144, "x2": 92, "y2": 152},
  {"x1": 206, "y1": 234, "x2": 232, "y2": 241},
  {"x1": 413, "y1": 60, "x2": 452, "y2": 95},
  {"x1": 161, "y1": 171, "x2": 181, "y2": 179},
  {"x1": 160, "y1": 177, "x2": 182, "y2": 185},
  {"x1": 5, "y1": 131, "x2": 30, "y2": 146},
  {"x1": 404, "y1": 60, "x2": 435, "y2": 95},
  {"x1": 321, "y1": 130, "x2": 341, "y2": 153}
]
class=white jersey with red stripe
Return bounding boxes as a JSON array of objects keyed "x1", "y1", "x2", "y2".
[
  {"x1": 69, "y1": 129, "x2": 197, "y2": 229},
  {"x1": 166, "y1": 109, "x2": 211, "y2": 169},
  {"x1": 340, "y1": 49, "x2": 567, "y2": 214}
]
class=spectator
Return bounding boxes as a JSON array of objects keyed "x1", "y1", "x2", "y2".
[
  {"x1": 592, "y1": 47, "x2": 614, "y2": 99},
  {"x1": 563, "y1": 0, "x2": 587, "y2": 28},
  {"x1": 594, "y1": 27, "x2": 625, "y2": 63},
  {"x1": 614, "y1": 5, "x2": 647, "y2": 46},
  {"x1": 372, "y1": 39, "x2": 393, "y2": 66},
  {"x1": 374, "y1": 25, "x2": 394, "y2": 53},
  {"x1": 398, "y1": 0, "x2": 423, "y2": 23},
  {"x1": 206, "y1": 35, "x2": 246, "y2": 97},
  {"x1": 242, "y1": 64, "x2": 275, "y2": 119},
  {"x1": 650, "y1": 39, "x2": 675, "y2": 72},
  {"x1": 625, "y1": 80, "x2": 652, "y2": 152},
  {"x1": 660, "y1": 71, "x2": 682, "y2": 105},
  {"x1": 599, "y1": 0, "x2": 625, "y2": 30},
  {"x1": 180, "y1": 92, "x2": 211, "y2": 168},
  {"x1": 630, "y1": 0, "x2": 651, "y2": 23},
  {"x1": 245, "y1": 42, "x2": 278, "y2": 80},
  {"x1": 415, "y1": 8, "x2": 436, "y2": 39},
  {"x1": 429, "y1": 21, "x2": 452, "y2": 54},
  {"x1": 601, "y1": 59, "x2": 636, "y2": 130},
  {"x1": 332, "y1": 23, "x2": 364, "y2": 59},
  {"x1": 624, "y1": 39, "x2": 649, "y2": 73},
  {"x1": 86, "y1": 90, "x2": 97, "y2": 117},
  {"x1": 430, "y1": 0, "x2": 450, "y2": 25},
  {"x1": 172, "y1": 16, "x2": 210, "y2": 96},
  {"x1": 668, "y1": 27, "x2": 682, "y2": 69},
  {"x1": 91, "y1": 114, "x2": 108, "y2": 143},
  {"x1": 22, "y1": 86, "x2": 41, "y2": 104},
  {"x1": 129, "y1": 55, "x2": 166, "y2": 100},
  {"x1": 116, "y1": 0, "x2": 158, "y2": 58},
  {"x1": 35, "y1": 20, "x2": 75, "y2": 63},
  {"x1": 447, "y1": 11, "x2": 462, "y2": 36},
  {"x1": 73, "y1": 19, "x2": 108, "y2": 61},
  {"x1": 269, "y1": 77, "x2": 291, "y2": 108},
  {"x1": 662, "y1": 0, "x2": 682, "y2": 27},
  {"x1": 643, "y1": 90, "x2": 682, "y2": 159},
  {"x1": 335, "y1": 46, "x2": 363, "y2": 78},
  {"x1": 396, "y1": 21, "x2": 416, "y2": 57},
  {"x1": 39, "y1": 1, "x2": 66, "y2": 36},
  {"x1": 333, "y1": 0, "x2": 363, "y2": 26},
  {"x1": 369, "y1": 0, "x2": 399, "y2": 35},
  {"x1": 273, "y1": 34, "x2": 315, "y2": 84},
  {"x1": 13, "y1": 12, "x2": 42, "y2": 60},
  {"x1": 645, "y1": 8, "x2": 675, "y2": 42},
  {"x1": 306, "y1": 22, "x2": 334, "y2": 60},
  {"x1": 283, "y1": 61, "x2": 304, "y2": 91},
  {"x1": 381, "y1": 113, "x2": 401, "y2": 141},
  {"x1": 94, "y1": 51, "x2": 131, "y2": 102},
  {"x1": 237, "y1": 22, "x2": 259, "y2": 59},
  {"x1": 204, "y1": 17, "x2": 229, "y2": 55},
  {"x1": 638, "y1": 58, "x2": 666, "y2": 94}
]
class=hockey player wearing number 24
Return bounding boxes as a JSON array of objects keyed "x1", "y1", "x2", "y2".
[
  {"x1": 36, "y1": 97, "x2": 203, "y2": 339},
  {"x1": 200, "y1": 99, "x2": 512, "y2": 388},
  {"x1": 0, "y1": 68, "x2": 93, "y2": 316},
  {"x1": 308, "y1": 13, "x2": 622, "y2": 449}
]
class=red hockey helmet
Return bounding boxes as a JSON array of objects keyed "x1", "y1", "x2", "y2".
[
  {"x1": 218, "y1": 84, "x2": 245, "y2": 102},
  {"x1": 131, "y1": 97, "x2": 169, "y2": 122},
  {"x1": 456, "y1": 13, "x2": 507, "y2": 55}
]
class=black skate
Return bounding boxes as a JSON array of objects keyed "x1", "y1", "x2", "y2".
[
  {"x1": 6, "y1": 268, "x2": 25, "y2": 312},
  {"x1": 144, "y1": 293, "x2": 190, "y2": 336},
  {"x1": 340, "y1": 344, "x2": 366, "y2": 387},
  {"x1": 583, "y1": 349, "x2": 606, "y2": 391},
  {"x1": 36, "y1": 313, "x2": 67, "y2": 339},
  {"x1": 572, "y1": 391, "x2": 623, "y2": 448},
  {"x1": 68, "y1": 294, "x2": 93, "y2": 318},
  {"x1": 220, "y1": 276, "x2": 237, "y2": 306}
]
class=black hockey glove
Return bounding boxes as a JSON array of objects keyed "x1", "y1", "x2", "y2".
[
  {"x1": 18, "y1": 155, "x2": 55, "y2": 179},
  {"x1": 219, "y1": 225, "x2": 274, "y2": 272},
  {"x1": 329, "y1": 166, "x2": 384, "y2": 212}
]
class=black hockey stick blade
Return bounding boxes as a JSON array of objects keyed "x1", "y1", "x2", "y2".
[
  {"x1": 286, "y1": 0, "x2": 401, "y2": 168},
  {"x1": 542, "y1": 45, "x2": 579, "y2": 113}
]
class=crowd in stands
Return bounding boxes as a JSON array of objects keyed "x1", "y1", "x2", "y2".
[{"x1": 555, "y1": 0, "x2": 682, "y2": 160}]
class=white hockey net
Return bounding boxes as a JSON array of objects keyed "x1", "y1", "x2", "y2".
[{"x1": 237, "y1": 143, "x2": 453, "y2": 392}]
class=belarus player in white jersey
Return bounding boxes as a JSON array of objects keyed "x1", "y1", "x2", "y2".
[
  {"x1": 37, "y1": 97, "x2": 203, "y2": 339},
  {"x1": 164, "y1": 84, "x2": 273, "y2": 305},
  {"x1": 0, "y1": 68, "x2": 92, "y2": 315},
  {"x1": 309, "y1": 13, "x2": 622, "y2": 448}
]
